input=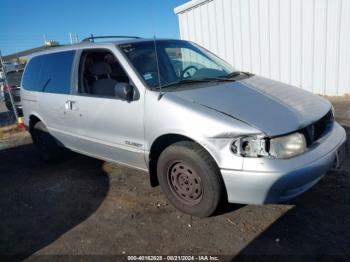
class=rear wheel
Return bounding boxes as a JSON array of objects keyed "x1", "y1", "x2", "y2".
[
  {"x1": 30, "y1": 121, "x2": 66, "y2": 163},
  {"x1": 157, "y1": 141, "x2": 224, "y2": 217}
]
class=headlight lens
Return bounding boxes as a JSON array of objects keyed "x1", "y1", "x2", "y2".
[
  {"x1": 231, "y1": 132, "x2": 307, "y2": 159},
  {"x1": 230, "y1": 135, "x2": 269, "y2": 157},
  {"x1": 269, "y1": 133, "x2": 306, "y2": 159}
]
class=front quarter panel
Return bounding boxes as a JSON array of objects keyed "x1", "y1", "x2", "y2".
[{"x1": 144, "y1": 90, "x2": 262, "y2": 170}]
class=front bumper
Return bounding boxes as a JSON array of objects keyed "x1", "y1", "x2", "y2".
[{"x1": 221, "y1": 122, "x2": 347, "y2": 204}]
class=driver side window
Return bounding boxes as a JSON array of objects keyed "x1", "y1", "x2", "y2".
[{"x1": 78, "y1": 49, "x2": 130, "y2": 98}]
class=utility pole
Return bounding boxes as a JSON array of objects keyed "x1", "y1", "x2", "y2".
[
  {"x1": 0, "y1": 50, "x2": 19, "y2": 121},
  {"x1": 69, "y1": 32, "x2": 73, "y2": 44},
  {"x1": 75, "y1": 33, "x2": 79, "y2": 43}
]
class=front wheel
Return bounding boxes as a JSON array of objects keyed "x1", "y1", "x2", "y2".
[{"x1": 157, "y1": 141, "x2": 224, "y2": 217}]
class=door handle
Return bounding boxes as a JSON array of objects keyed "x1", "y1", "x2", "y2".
[
  {"x1": 65, "y1": 100, "x2": 79, "y2": 111},
  {"x1": 65, "y1": 100, "x2": 71, "y2": 110}
]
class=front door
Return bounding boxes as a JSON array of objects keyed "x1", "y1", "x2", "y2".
[{"x1": 64, "y1": 48, "x2": 146, "y2": 170}]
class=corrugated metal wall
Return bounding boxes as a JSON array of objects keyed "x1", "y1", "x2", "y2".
[{"x1": 175, "y1": 0, "x2": 350, "y2": 96}]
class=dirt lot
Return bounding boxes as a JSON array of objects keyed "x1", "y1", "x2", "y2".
[{"x1": 0, "y1": 97, "x2": 349, "y2": 261}]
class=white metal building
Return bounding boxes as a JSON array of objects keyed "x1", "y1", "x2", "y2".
[{"x1": 174, "y1": 0, "x2": 350, "y2": 96}]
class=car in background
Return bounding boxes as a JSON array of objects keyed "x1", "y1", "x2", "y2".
[
  {"x1": 0, "y1": 72, "x2": 4, "y2": 102},
  {"x1": 2, "y1": 62, "x2": 20, "y2": 74},
  {"x1": 0, "y1": 70, "x2": 5, "y2": 80},
  {"x1": 0, "y1": 70, "x2": 23, "y2": 116}
]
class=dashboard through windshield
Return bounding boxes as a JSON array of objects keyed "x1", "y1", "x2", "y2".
[{"x1": 119, "y1": 40, "x2": 235, "y2": 89}]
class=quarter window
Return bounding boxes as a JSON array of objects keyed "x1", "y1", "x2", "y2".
[
  {"x1": 22, "y1": 55, "x2": 45, "y2": 91},
  {"x1": 22, "y1": 50, "x2": 75, "y2": 94}
]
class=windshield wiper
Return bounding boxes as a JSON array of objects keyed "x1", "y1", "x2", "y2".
[
  {"x1": 200, "y1": 77, "x2": 238, "y2": 82},
  {"x1": 223, "y1": 71, "x2": 251, "y2": 79},
  {"x1": 159, "y1": 77, "x2": 238, "y2": 89},
  {"x1": 159, "y1": 79, "x2": 214, "y2": 89}
]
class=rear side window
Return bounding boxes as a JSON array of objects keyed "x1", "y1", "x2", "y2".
[
  {"x1": 22, "y1": 50, "x2": 75, "y2": 94},
  {"x1": 22, "y1": 55, "x2": 45, "y2": 91},
  {"x1": 40, "y1": 51, "x2": 75, "y2": 94}
]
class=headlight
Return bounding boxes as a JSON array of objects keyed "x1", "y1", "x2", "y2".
[
  {"x1": 269, "y1": 133, "x2": 306, "y2": 159},
  {"x1": 230, "y1": 135, "x2": 269, "y2": 158},
  {"x1": 231, "y1": 132, "x2": 306, "y2": 159}
]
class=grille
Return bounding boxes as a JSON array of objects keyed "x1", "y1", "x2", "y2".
[{"x1": 301, "y1": 110, "x2": 334, "y2": 146}]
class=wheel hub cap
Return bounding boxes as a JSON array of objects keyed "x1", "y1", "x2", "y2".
[{"x1": 167, "y1": 162, "x2": 203, "y2": 205}]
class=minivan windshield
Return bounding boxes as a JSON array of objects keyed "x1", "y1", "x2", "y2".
[{"x1": 119, "y1": 40, "x2": 236, "y2": 89}]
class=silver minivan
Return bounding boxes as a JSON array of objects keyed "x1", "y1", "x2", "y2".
[{"x1": 21, "y1": 36, "x2": 347, "y2": 217}]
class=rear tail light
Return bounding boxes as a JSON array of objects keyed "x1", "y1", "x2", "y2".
[{"x1": 2, "y1": 84, "x2": 12, "y2": 92}]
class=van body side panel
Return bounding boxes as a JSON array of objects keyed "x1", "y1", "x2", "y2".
[
  {"x1": 21, "y1": 89, "x2": 41, "y2": 127},
  {"x1": 62, "y1": 95, "x2": 146, "y2": 169},
  {"x1": 39, "y1": 93, "x2": 76, "y2": 146}
]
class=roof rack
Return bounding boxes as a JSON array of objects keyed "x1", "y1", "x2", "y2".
[{"x1": 81, "y1": 34, "x2": 141, "y2": 43}]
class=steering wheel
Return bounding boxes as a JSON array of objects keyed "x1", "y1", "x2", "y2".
[{"x1": 181, "y1": 65, "x2": 198, "y2": 79}]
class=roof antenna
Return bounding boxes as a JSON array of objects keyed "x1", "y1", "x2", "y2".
[{"x1": 153, "y1": 35, "x2": 163, "y2": 100}]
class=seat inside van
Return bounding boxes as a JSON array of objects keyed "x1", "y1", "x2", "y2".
[{"x1": 79, "y1": 50, "x2": 130, "y2": 97}]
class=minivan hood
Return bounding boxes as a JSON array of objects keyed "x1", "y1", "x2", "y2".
[{"x1": 171, "y1": 76, "x2": 331, "y2": 136}]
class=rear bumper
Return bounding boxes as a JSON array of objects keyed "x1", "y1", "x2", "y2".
[{"x1": 221, "y1": 122, "x2": 347, "y2": 204}]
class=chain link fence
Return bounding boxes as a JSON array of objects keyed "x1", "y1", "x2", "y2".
[
  {"x1": 0, "y1": 97, "x2": 17, "y2": 127},
  {"x1": 0, "y1": 47, "x2": 24, "y2": 128},
  {"x1": 0, "y1": 69, "x2": 23, "y2": 128},
  {"x1": 0, "y1": 66, "x2": 25, "y2": 150}
]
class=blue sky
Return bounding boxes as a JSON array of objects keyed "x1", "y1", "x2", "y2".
[{"x1": 0, "y1": 0, "x2": 188, "y2": 55}]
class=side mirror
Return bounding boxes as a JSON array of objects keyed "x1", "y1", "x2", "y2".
[{"x1": 114, "y1": 83, "x2": 134, "y2": 101}]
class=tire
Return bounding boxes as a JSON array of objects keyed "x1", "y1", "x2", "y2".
[
  {"x1": 30, "y1": 121, "x2": 65, "y2": 163},
  {"x1": 157, "y1": 141, "x2": 224, "y2": 217}
]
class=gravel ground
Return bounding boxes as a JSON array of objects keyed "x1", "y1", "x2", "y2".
[{"x1": 0, "y1": 97, "x2": 349, "y2": 261}]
